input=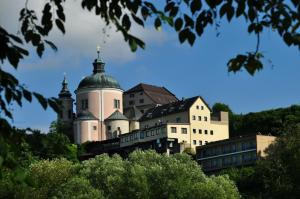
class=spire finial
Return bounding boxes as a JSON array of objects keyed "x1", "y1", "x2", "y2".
[
  {"x1": 97, "y1": 45, "x2": 101, "y2": 60},
  {"x1": 62, "y1": 72, "x2": 67, "y2": 85},
  {"x1": 59, "y1": 73, "x2": 71, "y2": 98}
]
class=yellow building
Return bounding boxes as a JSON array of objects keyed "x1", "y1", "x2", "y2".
[
  {"x1": 196, "y1": 135, "x2": 276, "y2": 173},
  {"x1": 120, "y1": 96, "x2": 229, "y2": 152}
]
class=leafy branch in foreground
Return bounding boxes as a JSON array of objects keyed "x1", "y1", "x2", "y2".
[{"x1": 2, "y1": 0, "x2": 300, "y2": 120}]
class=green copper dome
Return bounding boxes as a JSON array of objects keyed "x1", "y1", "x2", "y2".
[{"x1": 77, "y1": 59, "x2": 122, "y2": 90}]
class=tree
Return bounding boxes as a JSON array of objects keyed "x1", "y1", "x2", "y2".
[
  {"x1": 220, "y1": 167, "x2": 263, "y2": 198},
  {"x1": 229, "y1": 105, "x2": 300, "y2": 136},
  {"x1": 212, "y1": 103, "x2": 233, "y2": 114},
  {"x1": 255, "y1": 124, "x2": 300, "y2": 199},
  {"x1": 80, "y1": 150, "x2": 240, "y2": 199},
  {"x1": 1, "y1": 151, "x2": 240, "y2": 199}
]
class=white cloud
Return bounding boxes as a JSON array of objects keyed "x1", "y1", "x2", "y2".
[{"x1": 0, "y1": 0, "x2": 167, "y2": 68}]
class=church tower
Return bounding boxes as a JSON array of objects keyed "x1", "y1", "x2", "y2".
[
  {"x1": 74, "y1": 47, "x2": 127, "y2": 144},
  {"x1": 58, "y1": 75, "x2": 74, "y2": 126}
]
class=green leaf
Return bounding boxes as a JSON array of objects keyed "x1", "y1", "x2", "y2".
[
  {"x1": 175, "y1": 18, "x2": 183, "y2": 31},
  {"x1": 122, "y1": 14, "x2": 131, "y2": 30},
  {"x1": 7, "y1": 48, "x2": 19, "y2": 68},
  {"x1": 48, "y1": 98, "x2": 60, "y2": 113},
  {"x1": 33, "y1": 92, "x2": 48, "y2": 109},
  {"x1": 169, "y1": 6, "x2": 178, "y2": 17},
  {"x1": 129, "y1": 37, "x2": 137, "y2": 52},
  {"x1": 8, "y1": 34, "x2": 23, "y2": 44},
  {"x1": 22, "y1": 89, "x2": 32, "y2": 102},
  {"x1": 131, "y1": 14, "x2": 144, "y2": 27},
  {"x1": 283, "y1": 32, "x2": 293, "y2": 46},
  {"x1": 57, "y1": 9, "x2": 65, "y2": 22},
  {"x1": 55, "y1": 19, "x2": 65, "y2": 34},
  {"x1": 191, "y1": 0, "x2": 202, "y2": 14},
  {"x1": 187, "y1": 30, "x2": 196, "y2": 46},
  {"x1": 184, "y1": 14, "x2": 194, "y2": 28},
  {"x1": 37, "y1": 43, "x2": 45, "y2": 58},
  {"x1": 45, "y1": 40, "x2": 58, "y2": 52},
  {"x1": 179, "y1": 28, "x2": 189, "y2": 43},
  {"x1": 154, "y1": 18, "x2": 162, "y2": 31},
  {"x1": 236, "y1": 0, "x2": 245, "y2": 17}
]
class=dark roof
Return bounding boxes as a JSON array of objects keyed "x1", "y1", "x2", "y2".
[
  {"x1": 77, "y1": 59, "x2": 122, "y2": 91},
  {"x1": 76, "y1": 111, "x2": 97, "y2": 120},
  {"x1": 77, "y1": 73, "x2": 122, "y2": 90},
  {"x1": 139, "y1": 96, "x2": 201, "y2": 121},
  {"x1": 105, "y1": 110, "x2": 128, "y2": 121},
  {"x1": 124, "y1": 106, "x2": 143, "y2": 121},
  {"x1": 59, "y1": 76, "x2": 72, "y2": 98},
  {"x1": 124, "y1": 83, "x2": 178, "y2": 104}
]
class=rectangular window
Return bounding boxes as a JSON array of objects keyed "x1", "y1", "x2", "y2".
[
  {"x1": 139, "y1": 99, "x2": 144, "y2": 103},
  {"x1": 205, "y1": 130, "x2": 208, "y2": 134},
  {"x1": 156, "y1": 129, "x2": 159, "y2": 135},
  {"x1": 199, "y1": 129, "x2": 202, "y2": 134},
  {"x1": 114, "y1": 99, "x2": 120, "y2": 109},
  {"x1": 108, "y1": 126, "x2": 111, "y2": 131},
  {"x1": 198, "y1": 116, "x2": 201, "y2": 121},
  {"x1": 81, "y1": 99, "x2": 88, "y2": 110},
  {"x1": 193, "y1": 129, "x2": 196, "y2": 134},
  {"x1": 196, "y1": 105, "x2": 199, "y2": 109},
  {"x1": 199, "y1": 140, "x2": 202, "y2": 145},
  {"x1": 181, "y1": 128, "x2": 187, "y2": 134},
  {"x1": 210, "y1": 130, "x2": 214, "y2": 135},
  {"x1": 151, "y1": 130, "x2": 154, "y2": 136},
  {"x1": 81, "y1": 100, "x2": 84, "y2": 109},
  {"x1": 129, "y1": 100, "x2": 134, "y2": 105},
  {"x1": 201, "y1": 106, "x2": 204, "y2": 110},
  {"x1": 129, "y1": 93, "x2": 134, "y2": 98},
  {"x1": 192, "y1": 115, "x2": 196, "y2": 120},
  {"x1": 204, "y1": 116, "x2": 208, "y2": 121},
  {"x1": 193, "y1": 140, "x2": 196, "y2": 145},
  {"x1": 171, "y1": 127, "x2": 177, "y2": 133},
  {"x1": 93, "y1": 126, "x2": 97, "y2": 130},
  {"x1": 140, "y1": 132, "x2": 145, "y2": 139}
]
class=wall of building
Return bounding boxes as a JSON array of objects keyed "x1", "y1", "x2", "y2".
[
  {"x1": 105, "y1": 120, "x2": 129, "y2": 139},
  {"x1": 120, "y1": 125, "x2": 168, "y2": 147},
  {"x1": 74, "y1": 120, "x2": 99, "y2": 144},
  {"x1": 123, "y1": 91, "x2": 154, "y2": 113},
  {"x1": 256, "y1": 135, "x2": 276, "y2": 157},
  {"x1": 196, "y1": 135, "x2": 276, "y2": 173},
  {"x1": 189, "y1": 98, "x2": 229, "y2": 149},
  {"x1": 129, "y1": 120, "x2": 140, "y2": 132},
  {"x1": 76, "y1": 88, "x2": 123, "y2": 120},
  {"x1": 166, "y1": 123, "x2": 191, "y2": 144},
  {"x1": 58, "y1": 98, "x2": 73, "y2": 124},
  {"x1": 140, "y1": 111, "x2": 189, "y2": 129},
  {"x1": 75, "y1": 88, "x2": 123, "y2": 143}
]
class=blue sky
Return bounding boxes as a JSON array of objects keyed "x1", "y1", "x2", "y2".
[{"x1": 1, "y1": 1, "x2": 300, "y2": 132}]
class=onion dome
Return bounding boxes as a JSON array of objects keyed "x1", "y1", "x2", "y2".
[
  {"x1": 77, "y1": 49, "x2": 122, "y2": 91},
  {"x1": 58, "y1": 75, "x2": 72, "y2": 98}
]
